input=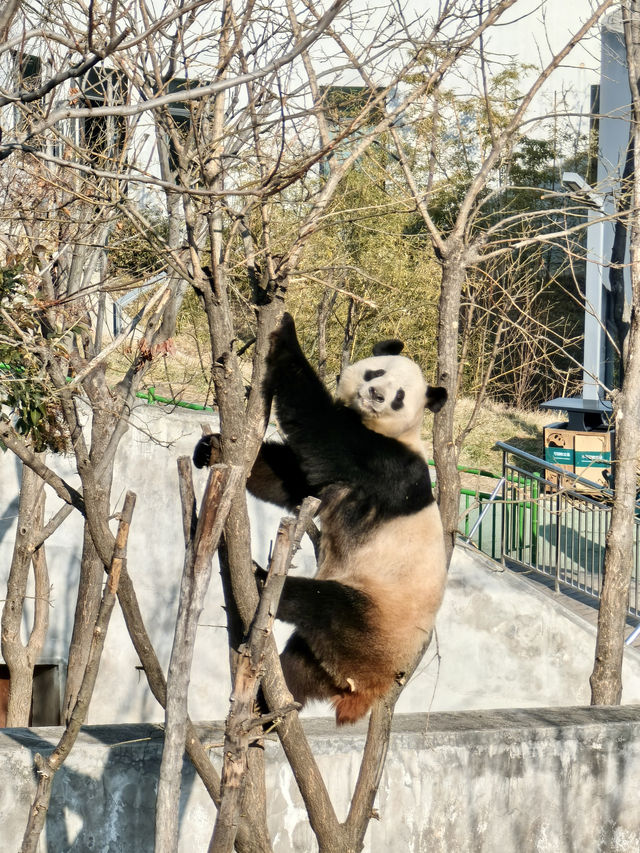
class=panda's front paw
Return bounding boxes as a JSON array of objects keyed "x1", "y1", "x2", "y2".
[
  {"x1": 266, "y1": 314, "x2": 303, "y2": 392},
  {"x1": 426, "y1": 385, "x2": 447, "y2": 413},
  {"x1": 193, "y1": 433, "x2": 222, "y2": 468},
  {"x1": 276, "y1": 311, "x2": 296, "y2": 337}
]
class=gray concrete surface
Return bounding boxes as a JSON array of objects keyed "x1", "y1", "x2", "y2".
[
  {"x1": 2, "y1": 707, "x2": 640, "y2": 852},
  {"x1": 430, "y1": 546, "x2": 640, "y2": 712},
  {"x1": 2, "y1": 401, "x2": 640, "y2": 725}
]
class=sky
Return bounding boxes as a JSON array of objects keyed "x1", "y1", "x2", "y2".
[
  {"x1": 448, "y1": 1, "x2": 614, "y2": 147},
  {"x1": 339, "y1": 1, "x2": 612, "y2": 123}
]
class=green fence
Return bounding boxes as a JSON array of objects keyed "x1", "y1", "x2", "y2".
[{"x1": 136, "y1": 386, "x2": 214, "y2": 412}]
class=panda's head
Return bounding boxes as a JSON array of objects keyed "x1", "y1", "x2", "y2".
[{"x1": 335, "y1": 339, "x2": 447, "y2": 446}]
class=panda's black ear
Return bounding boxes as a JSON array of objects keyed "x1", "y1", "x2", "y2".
[
  {"x1": 372, "y1": 339, "x2": 404, "y2": 357},
  {"x1": 426, "y1": 385, "x2": 447, "y2": 413}
]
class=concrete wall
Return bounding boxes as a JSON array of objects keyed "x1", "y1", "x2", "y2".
[
  {"x1": 2, "y1": 707, "x2": 640, "y2": 852},
  {"x1": 0, "y1": 402, "x2": 312, "y2": 725},
  {"x1": 2, "y1": 401, "x2": 640, "y2": 725}
]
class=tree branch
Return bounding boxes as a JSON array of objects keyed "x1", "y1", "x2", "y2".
[
  {"x1": 155, "y1": 462, "x2": 243, "y2": 853},
  {"x1": 20, "y1": 492, "x2": 136, "y2": 853},
  {"x1": 210, "y1": 497, "x2": 319, "y2": 853}
]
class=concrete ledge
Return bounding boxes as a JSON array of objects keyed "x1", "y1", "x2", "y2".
[{"x1": 2, "y1": 707, "x2": 640, "y2": 852}]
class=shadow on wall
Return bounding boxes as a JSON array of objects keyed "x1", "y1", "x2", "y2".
[{"x1": 2, "y1": 724, "x2": 204, "y2": 852}]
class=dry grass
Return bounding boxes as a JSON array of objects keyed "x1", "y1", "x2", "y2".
[
  {"x1": 423, "y1": 396, "x2": 558, "y2": 489},
  {"x1": 456, "y1": 397, "x2": 553, "y2": 473},
  {"x1": 106, "y1": 330, "x2": 216, "y2": 406}
]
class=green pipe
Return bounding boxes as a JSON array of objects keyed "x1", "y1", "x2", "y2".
[{"x1": 135, "y1": 386, "x2": 214, "y2": 412}]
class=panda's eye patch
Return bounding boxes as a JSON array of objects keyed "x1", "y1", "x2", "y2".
[
  {"x1": 391, "y1": 389, "x2": 405, "y2": 410},
  {"x1": 364, "y1": 369, "x2": 386, "y2": 382}
]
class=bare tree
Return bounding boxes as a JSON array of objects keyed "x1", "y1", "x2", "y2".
[
  {"x1": 0, "y1": 1, "x2": 244, "y2": 840},
  {"x1": 0, "y1": 462, "x2": 49, "y2": 725},
  {"x1": 393, "y1": 0, "x2": 615, "y2": 560},
  {"x1": 0, "y1": 1, "x2": 476, "y2": 849},
  {"x1": 1, "y1": 1, "x2": 621, "y2": 850},
  {"x1": 21, "y1": 493, "x2": 136, "y2": 853},
  {"x1": 158, "y1": 4, "x2": 567, "y2": 849},
  {"x1": 0, "y1": 0, "x2": 187, "y2": 725}
]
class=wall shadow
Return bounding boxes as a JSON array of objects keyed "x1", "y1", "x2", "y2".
[{"x1": 3, "y1": 723, "x2": 206, "y2": 851}]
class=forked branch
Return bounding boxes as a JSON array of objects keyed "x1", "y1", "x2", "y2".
[{"x1": 210, "y1": 496, "x2": 319, "y2": 853}]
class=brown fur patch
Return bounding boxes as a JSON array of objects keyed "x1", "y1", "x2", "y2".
[
  {"x1": 281, "y1": 634, "x2": 340, "y2": 704},
  {"x1": 247, "y1": 455, "x2": 292, "y2": 507},
  {"x1": 332, "y1": 680, "x2": 394, "y2": 725},
  {"x1": 315, "y1": 501, "x2": 447, "y2": 720}
]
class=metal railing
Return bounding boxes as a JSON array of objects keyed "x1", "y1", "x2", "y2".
[
  {"x1": 497, "y1": 441, "x2": 640, "y2": 619},
  {"x1": 428, "y1": 460, "x2": 504, "y2": 560}
]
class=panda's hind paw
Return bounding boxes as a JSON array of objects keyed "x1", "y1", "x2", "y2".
[
  {"x1": 193, "y1": 433, "x2": 222, "y2": 468},
  {"x1": 333, "y1": 691, "x2": 374, "y2": 725}
]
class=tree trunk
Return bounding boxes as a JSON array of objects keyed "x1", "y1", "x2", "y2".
[
  {"x1": 20, "y1": 493, "x2": 136, "y2": 853},
  {"x1": 433, "y1": 249, "x2": 467, "y2": 564},
  {"x1": 155, "y1": 462, "x2": 239, "y2": 853},
  {"x1": 589, "y1": 328, "x2": 640, "y2": 704},
  {"x1": 590, "y1": 0, "x2": 640, "y2": 704},
  {"x1": 62, "y1": 404, "x2": 116, "y2": 722},
  {"x1": 607, "y1": 126, "x2": 634, "y2": 379},
  {"x1": 1, "y1": 461, "x2": 49, "y2": 726},
  {"x1": 210, "y1": 503, "x2": 317, "y2": 853}
]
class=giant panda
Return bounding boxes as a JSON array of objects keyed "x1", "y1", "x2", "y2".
[{"x1": 194, "y1": 313, "x2": 448, "y2": 725}]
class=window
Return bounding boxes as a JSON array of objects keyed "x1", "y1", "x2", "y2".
[
  {"x1": 318, "y1": 86, "x2": 387, "y2": 178},
  {"x1": 0, "y1": 661, "x2": 64, "y2": 727},
  {"x1": 12, "y1": 53, "x2": 43, "y2": 143},
  {"x1": 16, "y1": 53, "x2": 42, "y2": 92},
  {"x1": 82, "y1": 67, "x2": 128, "y2": 161},
  {"x1": 166, "y1": 77, "x2": 199, "y2": 173}
]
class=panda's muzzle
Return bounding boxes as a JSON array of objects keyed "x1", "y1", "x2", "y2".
[{"x1": 356, "y1": 385, "x2": 385, "y2": 415}]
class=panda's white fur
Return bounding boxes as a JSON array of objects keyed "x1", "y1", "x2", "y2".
[
  {"x1": 193, "y1": 315, "x2": 448, "y2": 724},
  {"x1": 314, "y1": 353, "x2": 446, "y2": 719},
  {"x1": 314, "y1": 500, "x2": 446, "y2": 708}
]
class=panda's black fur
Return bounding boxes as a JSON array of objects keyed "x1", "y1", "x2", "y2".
[{"x1": 194, "y1": 314, "x2": 447, "y2": 724}]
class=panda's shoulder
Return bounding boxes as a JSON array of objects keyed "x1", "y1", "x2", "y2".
[{"x1": 350, "y1": 434, "x2": 435, "y2": 517}]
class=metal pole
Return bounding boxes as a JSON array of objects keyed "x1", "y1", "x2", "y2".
[
  {"x1": 625, "y1": 623, "x2": 640, "y2": 646},
  {"x1": 465, "y1": 477, "x2": 505, "y2": 544}
]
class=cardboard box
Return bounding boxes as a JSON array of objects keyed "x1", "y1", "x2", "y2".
[
  {"x1": 543, "y1": 423, "x2": 613, "y2": 491},
  {"x1": 543, "y1": 424, "x2": 574, "y2": 488},
  {"x1": 574, "y1": 432, "x2": 612, "y2": 487}
]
